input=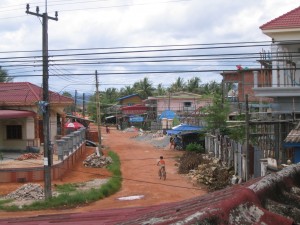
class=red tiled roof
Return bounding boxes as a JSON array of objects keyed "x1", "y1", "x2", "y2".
[
  {"x1": 1, "y1": 164, "x2": 300, "y2": 224},
  {"x1": 260, "y1": 6, "x2": 300, "y2": 30},
  {"x1": 0, "y1": 82, "x2": 73, "y2": 106}
]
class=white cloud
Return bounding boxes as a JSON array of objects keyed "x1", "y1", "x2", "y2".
[{"x1": 0, "y1": 0, "x2": 299, "y2": 93}]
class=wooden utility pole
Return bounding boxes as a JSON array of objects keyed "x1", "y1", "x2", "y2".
[
  {"x1": 26, "y1": 3, "x2": 58, "y2": 199},
  {"x1": 95, "y1": 70, "x2": 102, "y2": 156},
  {"x1": 82, "y1": 93, "x2": 85, "y2": 118},
  {"x1": 245, "y1": 94, "x2": 250, "y2": 181},
  {"x1": 74, "y1": 90, "x2": 77, "y2": 114}
]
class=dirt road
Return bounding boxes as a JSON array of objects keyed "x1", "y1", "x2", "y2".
[{"x1": 0, "y1": 127, "x2": 206, "y2": 219}]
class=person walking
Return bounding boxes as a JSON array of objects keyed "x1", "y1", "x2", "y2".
[{"x1": 105, "y1": 125, "x2": 110, "y2": 134}]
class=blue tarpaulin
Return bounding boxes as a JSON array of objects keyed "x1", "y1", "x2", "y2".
[
  {"x1": 159, "y1": 110, "x2": 177, "y2": 120},
  {"x1": 167, "y1": 124, "x2": 204, "y2": 135}
]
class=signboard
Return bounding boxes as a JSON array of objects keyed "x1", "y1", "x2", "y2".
[{"x1": 129, "y1": 116, "x2": 144, "y2": 122}]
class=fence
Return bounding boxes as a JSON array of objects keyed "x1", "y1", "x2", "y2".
[{"x1": 0, "y1": 128, "x2": 87, "y2": 183}]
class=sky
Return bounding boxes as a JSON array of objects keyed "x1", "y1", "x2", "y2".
[{"x1": 0, "y1": 0, "x2": 299, "y2": 96}]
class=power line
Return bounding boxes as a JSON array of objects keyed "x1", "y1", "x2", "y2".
[{"x1": 1, "y1": 155, "x2": 203, "y2": 190}]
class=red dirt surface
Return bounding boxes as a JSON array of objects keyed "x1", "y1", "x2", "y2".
[{"x1": 0, "y1": 126, "x2": 207, "y2": 219}]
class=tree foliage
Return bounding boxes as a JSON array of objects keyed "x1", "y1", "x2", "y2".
[
  {"x1": 201, "y1": 93, "x2": 230, "y2": 135},
  {"x1": 85, "y1": 76, "x2": 222, "y2": 121},
  {"x1": 0, "y1": 68, "x2": 13, "y2": 82}
]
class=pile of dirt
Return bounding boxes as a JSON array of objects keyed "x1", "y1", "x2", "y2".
[{"x1": 83, "y1": 153, "x2": 113, "y2": 168}]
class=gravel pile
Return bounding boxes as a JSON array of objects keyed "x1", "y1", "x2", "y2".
[
  {"x1": 134, "y1": 131, "x2": 170, "y2": 149},
  {"x1": 83, "y1": 153, "x2": 113, "y2": 168},
  {"x1": 4, "y1": 183, "x2": 45, "y2": 200}
]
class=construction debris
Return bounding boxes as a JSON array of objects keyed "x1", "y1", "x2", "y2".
[
  {"x1": 83, "y1": 153, "x2": 113, "y2": 168},
  {"x1": 178, "y1": 151, "x2": 204, "y2": 174},
  {"x1": 179, "y1": 152, "x2": 234, "y2": 191},
  {"x1": 16, "y1": 153, "x2": 41, "y2": 161},
  {"x1": 4, "y1": 183, "x2": 45, "y2": 201}
]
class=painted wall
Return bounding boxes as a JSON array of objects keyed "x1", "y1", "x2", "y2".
[
  {"x1": 120, "y1": 96, "x2": 143, "y2": 106},
  {"x1": 156, "y1": 98, "x2": 211, "y2": 115},
  {"x1": 0, "y1": 117, "x2": 33, "y2": 151}
]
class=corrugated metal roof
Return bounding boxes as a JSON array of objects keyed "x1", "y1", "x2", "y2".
[
  {"x1": 117, "y1": 94, "x2": 141, "y2": 101},
  {"x1": 0, "y1": 82, "x2": 73, "y2": 106},
  {"x1": 260, "y1": 6, "x2": 300, "y2": 30},
  {"x1": 284, "y1": 122, "x2": 300, "y2": 143},
  {"x1": 1, "y1": 164, "x2": 300, "y2": 224}
]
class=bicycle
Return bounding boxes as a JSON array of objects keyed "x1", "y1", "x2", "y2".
[
  {"x1": 159, "y1": 166, "x2": 166, "y2": 180},
  {"x1": 175, "y1": 141, "x2": 183, "y2": 150}
]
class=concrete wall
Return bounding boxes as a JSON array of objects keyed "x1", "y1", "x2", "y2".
[{"x1": 0, "y1": 143, "x2": 87, "y2": 183}]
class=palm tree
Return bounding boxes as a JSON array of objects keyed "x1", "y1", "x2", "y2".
[
  {"x1": 154, "y1": 83, "x2": 166, "y2": 96},
  {"x1": 169, "y1": 77, "x2": 186, "y2": 92},
  {"x1": 120, "y1": 85, "x2": 135, "y2": 96},
  {"x1": 186, "y1": 77, "x2": 201, "y2": 93},
  {"x1": 133, "y1": 77, "x2": 154, "y2": 99}
]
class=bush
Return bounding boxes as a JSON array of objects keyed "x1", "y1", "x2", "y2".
[{"x1": 186, "y1": 142, "x2": 205, "y2": 153}]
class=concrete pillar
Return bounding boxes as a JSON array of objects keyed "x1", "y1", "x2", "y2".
[
  {"x1": 68, "y1": 133, "x2": 76, "y2": 152},
  {"x1": 74, "y1": 131, "x2": 81, "y2": 147},
  {"x1": 56, "y1": 140, "x2": 65, "y2": 161},
  {"x1": 62, "y1": 136, "x2": 71, "y2": 156},
  {"x1": 253, "y1": 71, "x2": 258, "y2": 88}
]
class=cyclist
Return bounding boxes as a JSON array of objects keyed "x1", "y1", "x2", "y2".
[{"x1": 157, "y1": 156, "x2": 166, "y2": 179}]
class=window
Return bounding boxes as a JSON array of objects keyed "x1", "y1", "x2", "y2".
[
  {"x1": 6, "y1": 125, "x2": 22, "y2": 139},
  {"x1": 183, "y1": 102, "x2": 192, "y2": 107}
]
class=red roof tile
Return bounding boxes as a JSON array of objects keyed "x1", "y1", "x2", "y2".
[
  {"x1": 260, "y1": 6, "x2": 300, "y2": 30},
  {"x1": 0, "y1": 82, "x2": 73, "y2": 106}
]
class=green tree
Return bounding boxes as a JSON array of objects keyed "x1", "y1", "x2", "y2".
[
  {"x1": 201, "y1": 93, "x2": 230, "y2": 135},
  {"x1": 62, "y1": 91, "x2": 74, "y2": 113},
  {"x1": 200, "y1": 81, "x2": 222, "y2": 95},
  {"x1": 186, "y1": 77, "x2": 201, "y2": 93},
  {"x1": 0, "y1": 68, "x2": 13, "y2": 82},
  {"x1": 169, "y1": 77, "x2": 186, "y2": 92},
  {"x1": 154, "y1": 83, "x2": 166, "y2": 96},
  {"x1": 133, "y1": 77, "x2": 154, "y2": 99},
  {"x1": 119, "y1": 85, "x2": 135, "y2": 96}
]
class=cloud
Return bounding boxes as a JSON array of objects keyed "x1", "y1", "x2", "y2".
[{"x1": 1, "y1": 0, "x2": 299, "y2": 94}]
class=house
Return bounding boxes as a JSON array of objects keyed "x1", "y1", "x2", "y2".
[
  {"x1": 117, "y1": 93, "x2": 143, "y2": 106},
  {"x1": 221, "y1": 69, "x2": 273, "y2": 103},
  {"x1": 0, "y1": 82, "x2": 73, "y2": 152},
  {"x1": 144, "y1": 91, "x2": 212, "y2": 126},
  {"x1": 251, "y1": 6, "x2": 300, "y2": 165},
  {"x1": 106, "y1": 94, "x2": 145, "y2": 128},
  {"x1": 254, "y1": 6, "x2": 300, "y2": 113}
]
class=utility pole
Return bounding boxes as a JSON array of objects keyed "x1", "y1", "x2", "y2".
[
  {"x1": 74, "y1": 90, "x2": 77, "y2": 114},
  {"x1": 82, "y1": 93, "x2": 85, "y2": 118},
  {"x1": 245, "y1": 94, "x2": 250, "y2": 181},
  {"x1": 26, "y1": 3, "x2": 58, "y2": 199},
  {"x1": 95, "y1": 70, "x2": 102, "y2": 156}
]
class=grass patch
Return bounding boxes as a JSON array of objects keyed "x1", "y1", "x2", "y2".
[{"x1": 0, "y1": 150, "x2": 122, "y2": 211}]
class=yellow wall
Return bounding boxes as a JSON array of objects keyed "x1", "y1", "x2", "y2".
[{"x1": 120, "y1": 96, "x2": 143, "y2": 106}]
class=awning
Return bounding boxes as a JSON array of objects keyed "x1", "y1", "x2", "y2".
[
  {"x1": 159, "y1": 110, "x2": 177, "y2": 120},
  {"x1": 166, "y1": 124, "x2": 204, "y2": 135},
  {"x1": 0, "y1": 110, "x2": 36, "y2": 119}
]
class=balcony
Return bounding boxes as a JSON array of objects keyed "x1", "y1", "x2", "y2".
[{"x1": 253, "y1": 86, "x2": 300, "y2": 97}]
